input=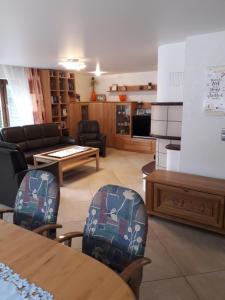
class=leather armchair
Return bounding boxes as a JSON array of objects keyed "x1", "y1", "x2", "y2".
[
  {"x1": 0, "y1": 141, "x2": 59, "y2": 208},
  {"x1": 78, "y1": 120, "x2": 106, "y2": 157}
]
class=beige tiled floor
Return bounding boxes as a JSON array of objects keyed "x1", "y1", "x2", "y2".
[
  {"x1": 3, "y1": 148, "x2": 225, "y2": 299},
  {"x1": 56, "y1": 148, "x2": 225, "y2": 300}
]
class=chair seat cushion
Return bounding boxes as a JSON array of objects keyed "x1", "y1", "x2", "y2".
[{"x1": 84, "y1": 140, "x2": 102, "y2": 147}]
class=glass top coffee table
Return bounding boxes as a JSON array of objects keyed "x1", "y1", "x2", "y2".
[{"x1": 33, "y1": 146, "x2": 99, "y2": 186}]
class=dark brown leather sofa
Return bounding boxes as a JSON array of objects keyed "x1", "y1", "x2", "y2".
[{"x1": 0, "y1": 123, "x2": 76, "y2": 164}]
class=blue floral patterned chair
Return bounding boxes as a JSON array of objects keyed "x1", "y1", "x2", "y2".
[
  {"x1": 0, "y1": 170, "x2": 62, "y2": 239},
  {"x1": 57, "y1": 185, "x2": 151, "y2": 298}
]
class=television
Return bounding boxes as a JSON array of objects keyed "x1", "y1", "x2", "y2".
[{"x1": 132, "y1": 115, "x2": 151, "y2": 137}]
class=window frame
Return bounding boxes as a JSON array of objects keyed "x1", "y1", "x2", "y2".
[{"x1": 0, "y1": 79, "x2": 9, "y2": 127}]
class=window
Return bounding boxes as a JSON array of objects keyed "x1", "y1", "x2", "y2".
[
  {"x1": 7, "y1": 85, "x2": 28, "y2": 127},
  {"x1": 0, "y1": 66, "x2": 34, "y2": 127}
]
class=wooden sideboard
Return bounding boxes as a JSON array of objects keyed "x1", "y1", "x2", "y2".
[
  {"x1": 146, "y1": 170, "x2": 225, "y2": 234},
  {"x1": 69, "y1": 102, "x2": 156, "y2": 154}
]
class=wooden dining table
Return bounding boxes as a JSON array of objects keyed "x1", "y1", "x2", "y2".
[{"x1": 0, "y1": 220, "x2": 135, "y2": 300}]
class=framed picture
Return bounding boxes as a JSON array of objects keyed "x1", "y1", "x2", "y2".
[
  {"x1": 111, "y1": 84, "x2": 118, "y2": 92},
  {"x1": 96, "y1": 94, "x2": 107, "y2": 102}
]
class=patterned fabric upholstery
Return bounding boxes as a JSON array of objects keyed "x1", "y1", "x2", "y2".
[
  {"x1": 13, "y1": 170, "x2": 59, "y2": 233},
  {"x1": 82, "y1": 185, "x2": 148, "y2": 273}
]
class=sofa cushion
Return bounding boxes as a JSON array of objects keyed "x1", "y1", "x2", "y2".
[
  {"x1": 26, "y1": 138, "x2": 44, "y2": 150},
  {"x1": 43, "y1": 136, "x2": 60, "y2": 147},
  {"x1": 79, "y1": 120, "x2": 99, "y2": 134},
  {"x1": 41, "y1": 123, "x2": 60, "y2": 138},
  {"x1": 82, "y1": 133, "x2": 98, "y2": 140},
  {"x1": 84, "y1": 140, "x2": 102, "y2": 147},
  {"x1": 1, "y1": 127, "x2": 27, "y2": 150},
  {"x1": 24, "y1": 124, "x2": 44, "y2": 140}
]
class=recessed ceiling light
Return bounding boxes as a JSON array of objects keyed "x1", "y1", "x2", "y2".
[
  {"x1": 89, "y1": 63, "x2": 107, "y2": 77},
  {"x1": 58, "y1": 59, "x2": 86, "y2": 71}
]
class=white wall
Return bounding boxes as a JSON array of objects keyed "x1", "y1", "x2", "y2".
[
  {"x1": 75, "y1": 73, "x2": 92, "y2": 102},
  {"x1": 157, "y1": 42, "x2": 185, "y2": 102},
  {"x1": 95, "y1": 71, "x2": 157, "y2": 102},
  {"x1": 180, "y1": 31, "x2": 225, "y2": 179}
]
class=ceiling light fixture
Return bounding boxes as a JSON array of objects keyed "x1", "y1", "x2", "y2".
[
  {"x1": 89, "y1": 63, "x2": 107, "y2": 77},
  {"x1": 58, "y1": 58, "x2": 86, "y2": 71}
]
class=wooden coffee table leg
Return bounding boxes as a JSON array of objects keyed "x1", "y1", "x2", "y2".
[
  {"x1": 96, "y1": 150, "x2": 99, "y2": 171},
  {"x1": 59, "y1": 162, "x2": 63, "y2": 187},
  {"x1": 33, "y1": 157, "x2": 38, "y2": 168}
]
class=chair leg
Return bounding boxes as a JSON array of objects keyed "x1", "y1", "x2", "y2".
[
  {"x1": 64, "y1": 238, "x2": 72, "y2": 247},
  {"x1": 128, "y1": 269, "x2": 142, "y2": 300}
]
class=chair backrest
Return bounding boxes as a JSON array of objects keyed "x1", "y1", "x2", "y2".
[
  {"x1": 82, "y1": 185, "x2": 148, "y2": 273},
  {"x1": 13, "y1": 170, "x2": 60, "y2": 231},
  {"x1": 78, "y1": 120, "x2": 100, "y2": 135}
]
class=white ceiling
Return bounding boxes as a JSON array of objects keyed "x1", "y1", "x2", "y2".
[{"x1": 0, "y1": 0, "x2": 225, "y2": 74}]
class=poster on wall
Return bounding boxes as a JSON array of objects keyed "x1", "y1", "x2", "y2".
[{"x1": 204, "y1": 65, "x2": 225, "y2": 114}]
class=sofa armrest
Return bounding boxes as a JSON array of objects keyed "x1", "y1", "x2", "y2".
[
  {"x1": 79, "y1": 135, "x2": 87, "y2": 146},
  {"x1": 60, "y1": 136, "x2": 76, "y2": 145},
  {"x1": 97, "y1": 134, "x2": 106, "y2": 144}
]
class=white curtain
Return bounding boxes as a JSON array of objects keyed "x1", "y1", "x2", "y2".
[{"x1": 0, "y1": 65, "x2": 34, "y2": 126}]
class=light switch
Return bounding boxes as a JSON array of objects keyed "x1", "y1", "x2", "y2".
[{"x1": 221, "y1": 128, "x2": 225, "y2": 141}]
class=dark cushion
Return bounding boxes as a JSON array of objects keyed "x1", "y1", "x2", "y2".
[
  {"x1": 23, "y1": 125, "x2": 44, "y2": 150},
  {"x1": 41, "y1": 123, "x2": 60, "y2": 138},
  {"x1": 1, "y1": 127, "x2": 27, "y2": 150},
  {"x1": 84, "y1": 140, "x2": 103, "y2": 147},
  {"x1": 0, "y1": 141, "x2": 27, "y2": 172},
  {"x1": 83, "y1": 133, "x2": 98, "y2": 140},
  {"x1": 24, "y1": 124, "x2": 43, "y2": 140},
  {"x1": 0, "y1": 141, "x2": 20, "y2": 150},
  {"x1": 26, "y1": 138, "x2": 44, "y2": 150},
  {"x1": 42, "y1": 136, "x2": 60, "y2": 147},
  {"x1": 79, "y1": 120, "x2": 100, "y2": 134}
]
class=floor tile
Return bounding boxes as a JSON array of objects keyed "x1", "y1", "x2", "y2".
[
  {"x1": 186, "y1": 271, "x2": 225, "y2": 300},
  {"x1": 148, "y1": 216, "x2": 216, "y2": 240},
  {"x1": 143, "y1": 240, "x2": 182, "y2": 282},
  {"x1": 160, "y1": 234, "x2": 225, "y2": 275},
  {"x1": 140, "y1": 277, "x2": 199, "y2": 300}
]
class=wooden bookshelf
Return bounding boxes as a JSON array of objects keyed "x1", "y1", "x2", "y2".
[{"x1": 40, "y1": 69, "x2": 76, "y2": 136}]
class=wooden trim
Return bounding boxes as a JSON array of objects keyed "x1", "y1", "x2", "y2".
[
  {"x1": 0, "y1": 79, "x2": 9, "y2": 127},
  {"x1": 150, "y1": 134, "x2": 181, "y2": 140},
  {"x1": 151, "y1": 102, "x2": 183, "y2": 106}
]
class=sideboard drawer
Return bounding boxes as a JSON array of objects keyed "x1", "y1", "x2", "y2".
[{"x1": 153, "y1": 183, "x2": 225, "y2": 228}]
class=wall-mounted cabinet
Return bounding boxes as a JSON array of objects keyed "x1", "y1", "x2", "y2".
[{"x1": 40, "y1": 69, "x2": 76, "y2": 135}]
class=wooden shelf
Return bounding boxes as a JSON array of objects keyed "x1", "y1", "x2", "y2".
[
  {"x1": 40, "y1": 69, "x2": 76, "y2": 136},
  {"x1": 107, "y1": 84, "x2": 157, "y2": 93}
]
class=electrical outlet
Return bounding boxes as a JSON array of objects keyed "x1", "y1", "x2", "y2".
[{"x1": 221, "y1": 128, "x2": 225, "y2": 141}]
